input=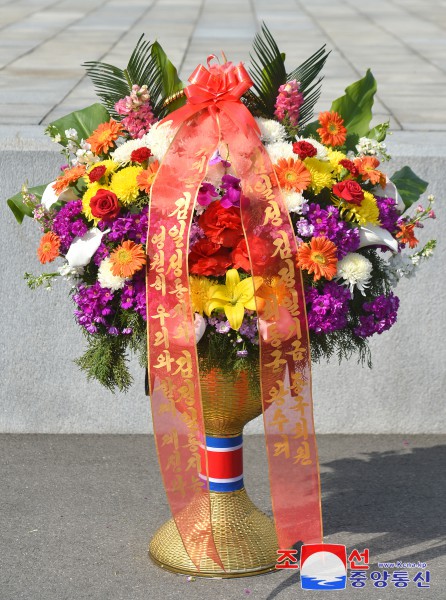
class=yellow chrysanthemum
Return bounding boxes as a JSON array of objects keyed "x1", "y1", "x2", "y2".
[
  {"x1": 189, "y1": 276, "x2": 213, "y2": 314},
  {"x1": 304, "y1": 157, "x2": 335, "y2": 193},
  {"x1": 110, "y1": 165, "x2": 143, "y2": 205},
  {"x1": 82, "y1": 183, "x2": 111, "y2": 223},
  {"x1": 327, "y1": 148, "x2": 347, "y2": 176},
  {"x1": 334, "y1": 191, "x2": 381, "y2": 226}
]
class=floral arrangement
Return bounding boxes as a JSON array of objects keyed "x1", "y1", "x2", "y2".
[{"x1": 8, "y1": 28, "x2": 436, "y2": 391}]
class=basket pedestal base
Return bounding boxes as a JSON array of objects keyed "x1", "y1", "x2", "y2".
[{"x1": 149, "y1": 488, "x2": 278, "y2": 578}]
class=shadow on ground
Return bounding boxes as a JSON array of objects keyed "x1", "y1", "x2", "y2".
[{"x1": 265, "y1": 443, "x2": 445, "y2": 599}]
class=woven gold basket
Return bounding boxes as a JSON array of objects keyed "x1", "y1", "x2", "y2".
[{"x1": 149, "y1": 365, "x2": 278, "y2": 577}]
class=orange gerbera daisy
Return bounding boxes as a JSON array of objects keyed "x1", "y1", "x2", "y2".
[
  {"x1": 354, "y1": 156, "x2": 384, "y2": 185},
  {"x1": 296, "y1": 236, "x2": 338, "y2": 281},
  {"x1": 396, "y1": 223, "x2": 419, "y2": 249},
  {"x1": 274, "y1": 158, "x2": 311, "y2": 192},
  {"x1": 53, "y1": 164, "x2": 86, "y2": 195},
  {"x1": 317, "y1": 111, "x2": 347, "y2": 147},
  {"x1": 136, "y1": 160, "x2": 160, "y2": 193},
  {"x1": 109, "y1": 240, "x2": 146, "y2": 277},
  {"x1": 37, "y1": 232, "x2": 60, "y2": 264},
  {"x1": 86, "y1": 119, "x2": 123, "y2": 155}
]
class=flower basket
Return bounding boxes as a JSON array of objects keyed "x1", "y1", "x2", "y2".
[{"x1": 8, "y1": 24, "x2": 436, "y2": 578}]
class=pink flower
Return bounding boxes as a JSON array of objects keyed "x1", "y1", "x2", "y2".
[{"x1": 274, "y1": 80, "x2": 304, "y2": 127}]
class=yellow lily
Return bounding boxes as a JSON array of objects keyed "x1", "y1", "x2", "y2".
[{"x1": 206, "y1": 269, "x2": 263, "y2": 330}]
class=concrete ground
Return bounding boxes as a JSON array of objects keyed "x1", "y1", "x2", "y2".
[{"x1": 1, "y1": 434, "x2": 444, "y2": 599}]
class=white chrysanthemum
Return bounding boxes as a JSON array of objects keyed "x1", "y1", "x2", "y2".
[
  {"x1": 111, "y1": 136, "x2": 152, "y2": 165},
  {"x1": 282, "y1": 190, "x2": 307, "y2": 214},
  {"x1": 265, "y1": 141, "x2": 294, "y2": 164},
  {"x1": 335, "y1": 252, "x2": 373, "y2": 294},
  {"x1": 144, "y1": 120, "x2": 177, "y2": 161},
  {"x1": 98, "y1": 257, "x2": 126, "y2": 291},
  {"x1": 295, "y1": 136, "x2": 329, "y2": 161},
  {"x1": 255, "y1": 117, "x2": 286, "y2": 144}
]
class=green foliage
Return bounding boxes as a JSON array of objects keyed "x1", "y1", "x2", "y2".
[
  {"x1": 151, "y1": 41, "x2": 185, "y2": 116},
  {"x1": 83, "y1": 35, "x2": 164, "y2": 118},
  {"x1": 197, "y1": 328, "x2": 260, "y2": 393},
  {"x1": 390, "y1": 166, "x2": 428, "y2": 212},
  {"x1": 302, "y1": 70, "x2": 377, "y2": 144},
  {"x1": 75, "y1": 333, "x2": 133, "y2": 393},
  {"x1": 310, "y1": 327, "x2": 372, "y2": 369},
  {"x1": 367, "y1": 120, "x2": 389, "y2": 142},
  {"x1": 248, "y1": 23, "x2": 287, "y2": 116},
  {"x1": 7, "y1": 183, "x2": 47, "y2": 223},
  {"x1": 24, "y1": 272, "x2": 59, "y2": 290},
  {"x1": 287, "y1": 44, "x2": 330, "y2": 130},
  {"x1": 46, "y1": 103, "x2": 111, "y2": 146},
  {"x1": 331, "y1": 69, "x2": 377, "y2": 136}
]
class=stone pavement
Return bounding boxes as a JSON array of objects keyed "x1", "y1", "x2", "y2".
[
  {"x1": 1, "y1": 0, "x2": 446, "y2": 131},
  {"x1": 1, "y1": 434, "x2": 445, "y2": 599}
]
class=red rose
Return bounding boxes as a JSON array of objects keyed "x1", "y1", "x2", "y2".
[
  {"x1": 332, "y1": 180, "x2": 364, "y2": 206},
  {"x1": 90, "y1": 189, "x2": 121, "y2": 220},
  {"x1": 188, "y1": 239, "x2": 233, "y2": 276},
  {"x1": 88, "y1": 165, "x2": 107, "y2": 183},
  {"x1": 198, "y1": 200, "x2": 243, "y2": 248},
  {"x1": 292, "y1": 141, "x2": 317, "y2": 160},
  {"x1": 231, "y1": 237, "x2": 274, "y2": 273},
  {"x1": 131, "y1": 147, "x2": 152, "y2": 163}
]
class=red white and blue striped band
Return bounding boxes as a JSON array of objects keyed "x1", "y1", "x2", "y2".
[{"x1": 199, "y1": 434, "x2": 244, "y2": 492}]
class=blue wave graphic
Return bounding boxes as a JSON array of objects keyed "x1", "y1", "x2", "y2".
[{"x1": 301, "y1": 575, "x2": 347, "y2": 590}]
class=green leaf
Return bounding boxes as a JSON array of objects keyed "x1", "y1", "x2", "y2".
[
  {"x1": 48, "y1": 103, "x2": 110, "y2": 145},
  {"x1": 287, "y1": 44, "x2": 330, "y2": 129},
  {"x1": 248, "y1": 23, "x2": 287, "y2": 116},
  {"x1": 331, "y1": 69, "x2": 377, "y2": 136},
  {"x1": 7, "y1": 184, "x2": 48, "y2": 223},
  {"x1": 367, "y1": 120, "x2": 389, "y2": 142},
  {"x1": 151, "y1": 41, "x2": 184, "y2": 114},
  {"x1": 83, "y1": 35, "x2": 168, "y2": 119},
  {"x1": 390, "y1": 166, "x2": 428, "y2": 211}
]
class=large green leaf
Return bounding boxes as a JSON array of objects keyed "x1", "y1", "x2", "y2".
[
  {"x1": 47, "y1": 103, "x2": 110, "y2": 145},
  {"x1": 390, "y1": 166, "x2": 428, "y2": 212},
  {"x1": 151, "y1": 41, "x2": 185, "y2": 115},
  {"x1": 330, "y1": 69, "x2": 377, "y2": 137},
  {"x1": 7, "y1": 184, "x2": 48, "y2": 223}
]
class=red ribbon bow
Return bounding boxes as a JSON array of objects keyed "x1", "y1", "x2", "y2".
[{"x1": 167, "y1": 56, "x2": 259, "y2": 135}]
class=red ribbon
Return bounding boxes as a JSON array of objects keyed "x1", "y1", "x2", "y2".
[
  {"x1": 167, "y1": 56, "x2": 259, "y2": 136},
  {"x1": 147, "y1": 59, "x2": 323, "y2": 571}
]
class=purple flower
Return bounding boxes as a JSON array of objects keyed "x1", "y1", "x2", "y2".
[
  {"x1": 52, "y1": 200, "x2": 86, "y2": 253},
  {"x1": 307, "y1": 204, "x2": 360, "y2": 259},
  {"x1": 93, "y1": 243, "x2": 110, "y2": 267},
  {"x1": 354, "y1": 293, "x2": 400, "y2": 338},
  {"x1": 209, "y1": 149, "x2": 231, "y2": 168},
  {"x1": 197, "y1": 183, "x2": 218, "y2": 207},
  {"x1": 306, "y1": 281, "x2": 351, "y2": 334},
  {"x1": 72, "y1": 282, "x2": 116, "y2": 333},
  {"x1": 108, "y1": 206, "x2": 148, "y2": 244},
  {"x1": 220, "y1": 174, "x2": 241, "y2": 209},
  {"x1": 375, "y1": 196, "x2": 400, "y2": 233},
  {"x1": 120, "y1": 270, "x2": 146, "y2": 320}
]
